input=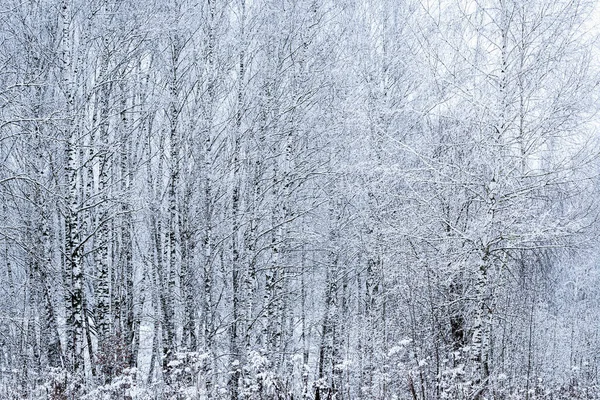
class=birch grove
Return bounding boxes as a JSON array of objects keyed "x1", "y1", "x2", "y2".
[{"x1": 1, "y1": 0, "x2": 600, "y2": 399}]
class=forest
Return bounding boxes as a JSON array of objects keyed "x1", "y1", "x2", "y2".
[{"x1": 1, "y1": 0, "x2": 600, "y2": 399}]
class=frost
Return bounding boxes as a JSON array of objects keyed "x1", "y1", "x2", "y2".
[
  {"x1": 388, "y1": 346, "x2": 403, "y2": 357},
  {"x1": 0, "y1": 0, "x2": 596, "y2": 399},
  {"x1": 442, "y1": 364, "x2": 464, "y2": 377},
  {"x1": 334, "y1": 359, "x2": 353, "y2": 371}
]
